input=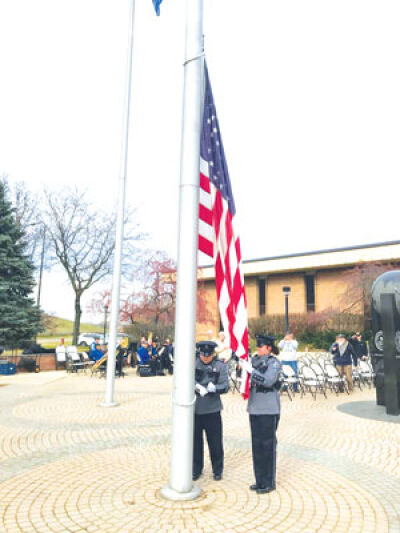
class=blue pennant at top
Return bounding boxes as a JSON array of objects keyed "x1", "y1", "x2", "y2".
[{"x1": 152, "y1": 0, "x2": 163, "y2": 16}]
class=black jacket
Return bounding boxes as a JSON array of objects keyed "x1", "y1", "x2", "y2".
[
  {"x1": 349, "y1": 339, "x2": 368, "y2": 360},
  {"x1": 330, "y1": 342, "x2": 356, "y2": 366}
]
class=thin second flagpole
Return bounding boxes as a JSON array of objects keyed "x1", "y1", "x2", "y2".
[
  {"x1": 161, "y1": 0, "x2": 204, "y2": 501},
  {"x1": 102, "y1": 0, "x2": 136, "y2": 408}
]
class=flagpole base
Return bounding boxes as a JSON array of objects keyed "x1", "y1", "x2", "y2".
[
  {"x1": 160, "y1": 484, "x2": 201, "y2": 501},
  {"x1": 100, "y1": 402, "x2": 119, "y2": 408}
]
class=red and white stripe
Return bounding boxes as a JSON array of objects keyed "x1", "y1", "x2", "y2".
[{"x1": 198, "y1": 156, "x2": 250, "y2": 399}]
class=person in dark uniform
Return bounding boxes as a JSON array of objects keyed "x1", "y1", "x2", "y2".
[
  {"x1": 159, "y1": 338, "x2": 174, "y2": 374},
  {"x1": 239, "y1": 334, "x2": 281, "y2": 494},
  {"x1": 349, "y1": 332, "x2": 368, "y2": 368},
  {"x1": 193, "y1": 341, "x2": 229, "y2": 482}
]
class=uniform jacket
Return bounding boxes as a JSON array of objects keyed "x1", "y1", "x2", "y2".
[
  {"x1": 330, "y1": 342, "x2": 356, "y2": 366},
  {"x1": 195, "y1": 358, "x2": 229, "y2": 415},
  {"x1": 137, "y1": 346, "x2": 150, "y2": 363},
  {"x1": 89, "y1": 342, "x2": 104, "y2": 362},
  {"x1": 247, "y1": 355, "x2": 281, "y2": 415}
]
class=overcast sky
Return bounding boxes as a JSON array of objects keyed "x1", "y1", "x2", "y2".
[{"x1": 1, "y1": 0, "x2": 399, "y2": 321}]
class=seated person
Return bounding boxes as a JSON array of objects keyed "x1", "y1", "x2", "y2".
[
  {"x1": 128, "y1": 342, "x2": 138, "y2": 367},
  {"x1": 159, "y1": 338, "x2": 174, "y2": 374},
  {"x1": 116, "y1": 348, "x2": 125, "y2": 377},
  {"x1": 89, "y1": 337, "x2": 106, "y2": 362},
  {"x1": 151, "y1": 339, "x2": 163, "y2": 375},
  {"x1": 137, "y1": 340, "x2": 151, "y2": 364}
]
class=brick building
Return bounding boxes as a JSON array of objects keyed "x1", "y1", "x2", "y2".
[{"x1": 197, "y1": 240, "x2": 400, "y2": 338}]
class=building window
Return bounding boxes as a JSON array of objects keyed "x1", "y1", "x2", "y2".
[
  {"x1": 258, "y1": 278, "x2": 266, "y2": 315},
  {"x1": 305, "y1": 274, "x2": 315, "y2": 312}
]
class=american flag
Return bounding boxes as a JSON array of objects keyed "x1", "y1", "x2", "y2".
[{"x1": 198, "y1": 66, "x2": 250, "y2": 399}]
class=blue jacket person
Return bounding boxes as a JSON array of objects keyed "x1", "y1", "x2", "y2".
[
  {"x1": 89, "y1": 337, "x2": 105, "y2": 362},
  {"x1": 240, "y1": 335, "x2": 281, "y2": 494},
  {"x1": 193, "y1": 341, "x2": 229, "y2": 481}
]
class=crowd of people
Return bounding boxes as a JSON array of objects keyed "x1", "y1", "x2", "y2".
[
  {"x1": 128, "y1": 337, "x2": 174, "y2": 376},
  {"x1": 86, "y1": 335, "x2": 175, "y2": 377},
  {"x1": 329, "y1": 332, "x2": 368, "y2": 391}
]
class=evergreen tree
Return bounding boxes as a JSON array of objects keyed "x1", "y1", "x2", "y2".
[{"x1": 0, "y1": 181, "x2": 41, "y2": 347}]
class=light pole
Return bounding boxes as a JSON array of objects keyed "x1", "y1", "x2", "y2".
[
  {"x1": 103, "y1": 303, "x2": 109, "y2": 341},
  {"x1": 282, "y1": 286, "x2": 291, "y2": 334},
  {"x1": 102, "y1": 0, "x2": 136, "y2": 408}
]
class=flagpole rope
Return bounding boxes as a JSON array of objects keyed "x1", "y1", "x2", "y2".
[{"x1": 183, "y1": 52, "x2": 205, "y2": 66}]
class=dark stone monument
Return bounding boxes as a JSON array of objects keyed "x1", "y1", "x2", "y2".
[{"x1": 371, "y1": 271, "x2": 400, "y2": 415}]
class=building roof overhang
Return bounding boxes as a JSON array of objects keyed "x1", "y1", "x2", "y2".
[{"x1": 198, "y1": 240, "x2": 400, "y2": 280}]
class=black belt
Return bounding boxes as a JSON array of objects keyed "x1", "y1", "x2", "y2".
[{"x1": 255, "y1": 385, "x2": 275, "y2": 393}]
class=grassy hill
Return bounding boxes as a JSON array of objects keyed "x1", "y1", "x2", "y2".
[{"x1": 40, "y1": 314, "x2": 103, "y2": 337}]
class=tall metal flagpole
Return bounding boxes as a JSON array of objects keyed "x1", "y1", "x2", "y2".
[
  {"x1": 102, "y1": 0, "x2": 136, "y2": 408},
  {"x1": 161, "y1": 0, "x2": 204, "y2": 501}
]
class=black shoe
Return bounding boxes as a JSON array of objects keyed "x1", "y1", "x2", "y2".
[
  {"x1": 192, "y1": 473, "x2": 202, "y2": 481},
  {"x1": 256, "y1": 486, "x2": 275, "y2": 494},
  {"x1": 249, "y1": 484, "x2": 258, "y2": 491},
  {"x1": 213, "y1": 474, "x2": 222, "y2": 481}
]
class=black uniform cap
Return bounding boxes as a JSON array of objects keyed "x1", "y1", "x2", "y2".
[
  {"x1": 256, "y1": 334, "x2": 276, "y2": 348},
  {"x1": 196, "y1": 341, "x2": 217, "y2": 356}
]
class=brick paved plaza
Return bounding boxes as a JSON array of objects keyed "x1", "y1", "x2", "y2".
[{"x1": 1, "y1": 370, "x2": 400, "y2": 533}]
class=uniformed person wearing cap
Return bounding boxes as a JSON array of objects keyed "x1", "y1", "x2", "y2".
[
  {"x1": 193, "y1": 341, "x2": 230, "y2": 481},
  {"x1": 239, "y1": 334, "x2": 281, "y2": 494}
]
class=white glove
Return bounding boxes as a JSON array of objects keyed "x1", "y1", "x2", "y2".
[
  {"x1": 238, "y1": 359, "x2": 253, "y2": 374},
  {"x1": 195, "y1": 383, "x2": 208, "y2": 397},
  {"x1": 207, "y1": 382, "x2": 216, "y2": 393}
]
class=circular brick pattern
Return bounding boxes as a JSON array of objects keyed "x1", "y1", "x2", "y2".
[
  {"x1": 1, "y1": 372, "x2": 399, "y2": 532},
  {"x1": 0, "y1": 445, "x2": 389, "y2": 533},
  {"x1": 12, "y1": 392, "x2": 171, "y2": 426}
]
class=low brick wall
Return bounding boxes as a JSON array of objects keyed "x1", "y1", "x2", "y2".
[{"x1": 13, "y1": 354, "x2": 58, "y2": 372}]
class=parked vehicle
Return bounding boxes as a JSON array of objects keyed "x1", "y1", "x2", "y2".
[
  {"x1": 78, "y1": 332, "x2": 128, "y2": 347},
  {"x1": 78, "y1": 333, "x2": 105, "y2": 347}
]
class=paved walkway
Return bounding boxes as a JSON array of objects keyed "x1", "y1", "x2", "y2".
[{"x1": 0, "y1": 370, "x2": 399, "y2": 533}]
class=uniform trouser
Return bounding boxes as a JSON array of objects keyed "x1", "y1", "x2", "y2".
[
  {"x1": 336, "y1": 364, "x2": 353, "y2": 390},
  {"x1": 193, "y1": 411, "x2": 223, "y2": 476},
  {"x1": 250, "y1": 414, "x2": 279, "y2": 488}
]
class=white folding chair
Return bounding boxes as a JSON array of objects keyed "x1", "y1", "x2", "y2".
[
  {"x1": 325, "y1": 363, "x2": 349, "y2": 395},
  {"x1": 281, "y1": 364, "x2": 301, "y2": 395},
  {"x1": 301, "y1": 365, "x2": 327, "y2": 400},
  {"x1": 66, "y1": 346, "x2": 85, "y2": 373},
  {"x1": 310, "y1": 362, "x2": 326, "y2": 388},
  {"x1": 80, "y1": 351, "x2": 95, "y2": 373},
  {"x1": 359, "y1": 360, "x2": 373, "y2": 388},
  {"x1": 55, "y1": 346, "x2": 66, "y2": 370}
]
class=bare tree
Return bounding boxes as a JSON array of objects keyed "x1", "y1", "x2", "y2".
[
  {"x1": 41, "y1": 187, "x2": 143, "y2": 344},
  {"x1": 1, "y1": 175, "x2": 44, "y2": 265},
  {"x1": 340, "y1": 261, "x2": 400, "y2": 331}
]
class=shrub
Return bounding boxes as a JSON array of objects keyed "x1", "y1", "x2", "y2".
[
  {"x1": 123, "y1": 322, "x2": 174, "y2": 342},
  {"x1": 248, "y1": 311, "x2": 365, "y2": 350}
]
